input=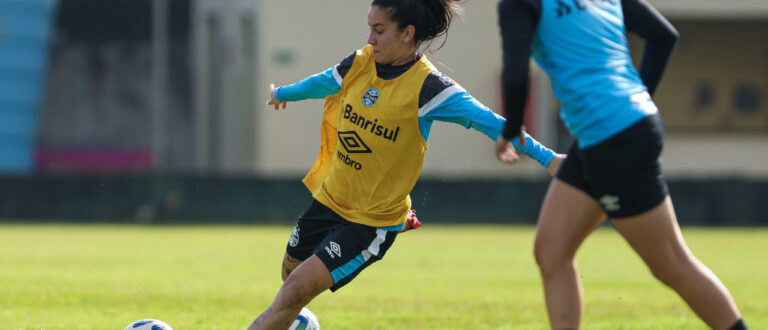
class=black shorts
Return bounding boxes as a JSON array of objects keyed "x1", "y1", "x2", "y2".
[
  {"x1": 286, "y1": 199, "x2": 398, "y2": 292},
  {"x1": 556, "y1": 115, "x2": 669, "y2": 218}
]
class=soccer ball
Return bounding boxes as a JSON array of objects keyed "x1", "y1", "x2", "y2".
[
  {"x1": 124, "y1": 319, "x2": 173, "y2": 330},
  {"x1": 288, "y1": 307, "x2": 320, "y2": 330}
]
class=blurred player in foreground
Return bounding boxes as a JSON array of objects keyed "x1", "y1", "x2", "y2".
[{"x1": 495, "y1": 0, "x2": 748, "y2": 328}]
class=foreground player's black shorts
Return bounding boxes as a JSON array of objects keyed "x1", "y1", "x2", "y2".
[
  {"x1": 556, "y1": 115, "x2": 669, "y2": 218},
  {"x1": 286, "y1": 199, "x2": 398, "y2": 291}
]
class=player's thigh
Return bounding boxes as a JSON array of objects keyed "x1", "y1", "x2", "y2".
[
  {"x1": 535, "y1": 178, "x2": 606, "y2": 261},
  {"x1": 278, "y1": 255, "x2": 334, "y2": 307},
  {"x1": 282, "y1": 252, "x2": 304, "y2": 281},
  {"x1": 611, "y1": 196, "x2": 694, "y2": 270},
  {"x1": 283, "y1": 200, "x2": 344, "y2": 279},
  {"x1": 313, "y1": 223, "x2": 398, "y2": 292}
]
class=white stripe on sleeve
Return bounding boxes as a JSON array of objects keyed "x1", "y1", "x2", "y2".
[
  {"x1": 418, "y1": 84, "x2": 465, "y2": 117},
  {"x1": 332, "y1": 66, "x2": 343, "y2": 86}
]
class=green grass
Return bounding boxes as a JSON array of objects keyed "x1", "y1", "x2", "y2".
[{"x1": 0, "y1": 224, "x2": 766, "y2": 329}]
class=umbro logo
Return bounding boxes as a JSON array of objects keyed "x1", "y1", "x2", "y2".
[
  {"x1": 338, "y1": 131, "x2": 372, "y2": 154},
  {"x1": 325, "y1": 241, "x2": 342, "y2": 259}
]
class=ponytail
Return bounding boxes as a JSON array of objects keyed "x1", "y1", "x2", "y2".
[{"x1": 371, "y1": 0, "x2": 463, "y2": 51}]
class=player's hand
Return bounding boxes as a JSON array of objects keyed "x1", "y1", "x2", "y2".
[
  {"x1": 545, "y1": 154, "x2": 566, "y2": 177},
  {"x1": 266, "y1": 83, "x2": 287, "y2": 110},
  {"x1": 398, "y1": 209, "x2": 422, "y2": 233},
  {"x1": 495, "y1": 136, "x2": 521, "y2": 164}
]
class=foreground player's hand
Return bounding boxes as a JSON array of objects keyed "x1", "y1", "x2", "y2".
[
  {"x1": 545, "y1": 154, "x2": 566, "y2": 177},
  {"x1": 266, "y1": 83, "x2": 287, "y2": 110},
  {"x1": 495, "y1": 137, "x2": 520, "y2": 164}
]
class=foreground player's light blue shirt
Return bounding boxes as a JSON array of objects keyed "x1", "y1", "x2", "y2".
[
  {"x1": 533, "y1": 0, "x2": 658, "y2": 148},
  {"x1": 275, "y1": 65, "x2": 556, "y2": 167}
]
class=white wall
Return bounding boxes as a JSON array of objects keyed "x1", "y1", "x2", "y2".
[
  {"x1": 193, "y1": 0, "x2": 258, "y2": 173},
  {"x1": 651, "y1": 0, "x2": 768, "y2": 19},
  {"x1": 255, "y1": 0, "x2": 364, "y2": 177}
]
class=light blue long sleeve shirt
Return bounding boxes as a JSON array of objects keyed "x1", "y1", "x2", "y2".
[{"x1": 276, "y1": 66, "x2": 556, "y2": 167}]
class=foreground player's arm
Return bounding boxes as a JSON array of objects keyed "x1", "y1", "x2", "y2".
[
  {"x1": 417, "y1": 76, "x2": 556, "y2": 168},
  {"x1": 498, "y1": 0, "x2": 540, "y2": 141},
  {"x1": 622, "y1": 0, "x2": 678, "y2": 96}
]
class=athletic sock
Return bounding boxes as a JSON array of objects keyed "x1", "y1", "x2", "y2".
[{"x1": 727, "y1": 318, "x2": 748, "y2": 330}]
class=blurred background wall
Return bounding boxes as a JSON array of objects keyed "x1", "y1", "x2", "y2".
[{"x1": 0, "y1": 0, "x2": 766, "y2": 224}]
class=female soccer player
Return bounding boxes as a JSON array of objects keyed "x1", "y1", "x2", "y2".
[
  {"x1": 247, "y1": 0, "x2": 564, "y2": 328},
  {"x1": 495, "y1": 0, "x2": 748, "y2": 329}
]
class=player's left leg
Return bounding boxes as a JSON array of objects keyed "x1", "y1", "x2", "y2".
[
  {"x1": 588, "y1": 115, "x2": 745, "y2": 329},
  {"x1": 612, "y1": 196, "x2": 744, "y2": 330},
  {"x1": 248, "y1": 255, "x2": 333, "y2": 330}
]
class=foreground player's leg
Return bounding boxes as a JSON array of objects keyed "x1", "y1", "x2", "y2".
[
  {"x1": 248, "y1": 255, "x2": 333, "y2": 330},
  {"x1": 534, "y1": 179, "x2": 606, "y2": 329},
  {"x1": 612, "y1": 196, "x2": 745, "y2": 330}
]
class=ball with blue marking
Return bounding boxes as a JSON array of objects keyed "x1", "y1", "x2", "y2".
[
  {"x1": 124, "y1": 319, "x2": 173, "y2": 330},
  {"x1": 289, "y1": 307, "x2": 320, "y2": 330}
]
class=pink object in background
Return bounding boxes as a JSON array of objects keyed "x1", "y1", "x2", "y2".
[{"x1": 35, "y1": 148, "x2": 154, "y2": 172}]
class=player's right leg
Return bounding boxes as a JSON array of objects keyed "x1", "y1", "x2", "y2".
[
  {"x1": 534, "y1": 178, "x2": 606, "y2": 329},
  {"x1": 533, "y1": 141, "x2": 607, "y2": 329}
]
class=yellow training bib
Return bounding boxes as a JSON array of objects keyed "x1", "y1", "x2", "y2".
[{"x1": 311, "y1": 45, "x2": 432, "y2": 227}]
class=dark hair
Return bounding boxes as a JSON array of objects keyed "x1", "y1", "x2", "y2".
[{"x1": 371, "y1": 0, "x2": 463, "y2": 51}]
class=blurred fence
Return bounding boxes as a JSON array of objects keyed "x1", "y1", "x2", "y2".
[
  {"x1": 38, "y1": 0, "x2": 193, "y2": 171},
  {"x1": 0, "y1": 175, "x2": 765, "y2": 226}
]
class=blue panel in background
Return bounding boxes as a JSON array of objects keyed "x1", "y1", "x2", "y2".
[{"x1": 0, "y1": 0, "x2": 55, "y2": 172}]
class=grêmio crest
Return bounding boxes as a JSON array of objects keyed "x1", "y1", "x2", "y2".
[{"x1": 362, "y1": 88, "x2": 379, "y2": 107}]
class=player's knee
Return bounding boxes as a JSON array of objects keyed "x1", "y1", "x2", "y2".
[
  {"x1": 274, "y1": 280, "x2": 314, "y2": 311},
  {"x1": 533, "y1": 239, "x2": 570, "y2": 276},
  {"x1": 647, "y1": 256, "x2": 695, "y2": 287},
  {"x1": 533, "y1": 248, "x2": 559, "y2": 276}
]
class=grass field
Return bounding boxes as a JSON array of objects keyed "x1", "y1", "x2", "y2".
[{"x1": 0, "y1": 224, "x2": 766, "y2": 329}]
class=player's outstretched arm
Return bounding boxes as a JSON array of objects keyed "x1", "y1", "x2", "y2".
[
  {"x1": 419, "y1": 88, "x2": 559, "y2": 170},
  {"x1": 268, "y1": 67, "x2": 343, "y2": 110},
  {"x1": 495, "y1": 131, "x2": 565, "y2": 177},
  {"x1": 266, "y1": 83, "x2": 287, "y2": 110}
]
